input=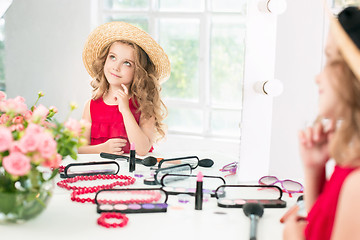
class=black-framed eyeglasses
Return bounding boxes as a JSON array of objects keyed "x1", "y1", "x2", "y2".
[{"x1": 60, "y1": 161, "x2": 120, "y2": 178}]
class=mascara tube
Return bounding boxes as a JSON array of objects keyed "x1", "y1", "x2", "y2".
[
  {"x1": 195, "y1": 171, "x2": 203, "y2": 210},
  {"x1": 129, "y1": 143, "x2": 136, "y2": 172}
]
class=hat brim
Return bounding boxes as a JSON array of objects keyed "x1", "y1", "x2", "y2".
[
  {"x1": 82, "y1": 22, "x2": 171, "y2": 84},
  {"x1": 330, "y1": 15, "x2": 360, "y2": 81}
]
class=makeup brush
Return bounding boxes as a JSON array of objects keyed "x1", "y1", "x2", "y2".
[
  {"x1": 141, "y1": 156, "x2": 158, "y2": 166},
  {"x1": 100, "y1": 152, "x2": 157, "y2": 166},
  {"x1": 243, "y1": 203, "x2": 264, "y2": 240}
]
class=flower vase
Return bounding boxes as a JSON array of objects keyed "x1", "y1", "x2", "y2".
[{"x1": 0, "y1": 169, "x2": 54, "y2": 224}]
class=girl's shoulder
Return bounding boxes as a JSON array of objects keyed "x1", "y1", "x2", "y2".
[
  {"x1": 344, "y1": 167, "x2": 360, "y2": 185},
  {"x1": 83, "y1": 99, "x2": 92, "y2": 110},
  {"x1": 340, "y1": 167, "x2": 360, "y2": 198}
]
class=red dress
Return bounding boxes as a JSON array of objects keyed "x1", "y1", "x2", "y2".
[
  {"x1": 305, "y1": 165, "x2": 357, "y2": 240},
  {"x1": 90, "y1": 97, "x2": 141, "y2": 153}
]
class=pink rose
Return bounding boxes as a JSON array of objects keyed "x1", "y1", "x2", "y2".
[
  {"x1": 26, "y1": 123, "x2": 44, "y2": 135},
  {"x1": 0, "y1": 98, "x2": 27, "y2": 115},
  {"x1": 14, "y1": 96, "x2": 25, "y2": 103},
  {"x1": 42, "y1": 153, "x2": 62, "y2": 169},
  {"x1": 19, "y1": 132, "x2": 40, "y2": 153},
  {"x1": 15, "y1": 124, "x2": 24, "y2": 131},
  {"x1": 0, "y1": 114, "x2": 9, "y2": 124},
  {"x1": 23, "y1": 110, "x2": 32, "y2": 120},
  {"x1": 2, "y1": 152, "x2": 31, "y2": 176},
  {"x1": 10, "y1": 141, "x2": 22, "y2": 153},
  {"x1": 0, "y1": 126, "x2": 13, "y2": 151},
  {"x1": 31, "y1": 104, "x2": 49, "y2": 122},
  {"x1": 9, "y1": 123, "x2": 24, "y2": 132},
  {"x1": 80, "y1": 119, "x2": 91, "y2": 129},
  {"x1": 12, "y1": 116, "x2": 24, "y2": 124},
  {"x1": 0, "y1": 91, "x2": 6, "y2": 101},
  {"x1": 64, "y1": 118, "x2": 81, "y2": 136},
  {"x1": 38, "y1": 132, "x2": 57, "y2": 159}
]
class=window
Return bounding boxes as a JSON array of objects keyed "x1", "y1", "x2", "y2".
[
  {"x1": 100, "y1": 0, "x2": 246, "y2": 140},
  {"x1": 98, "y1": 0, "x2": 279, "y2": 181},
  {"x1": 331, "y1": 0, "x2": 360, "y2": 12},
  {"x1": 0, "y1": 18, "x2": 5, "y2": 91}
]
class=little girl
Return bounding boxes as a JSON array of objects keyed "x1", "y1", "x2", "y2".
[
  {"x1": 78, "y1": 22, "x2": 171, "y2": 156},
  {"x1": 283, "y1": 6, "x2": 360, "y2": 240}
]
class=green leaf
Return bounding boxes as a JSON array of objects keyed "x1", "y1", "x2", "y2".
[
  {"x1": 48, "y1": 169, "x2": 59, "y2": 181},
  {"x1": 69, "y1": 151, "x2": 77, "y2": 160}
]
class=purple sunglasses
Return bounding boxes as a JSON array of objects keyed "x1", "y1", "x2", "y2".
[
  {"x1": 258, "y1": 176, "x2": 303, "y2": 194},
  {"x1": 219, "y1": 162, "x2": 238, "y2": 177}
]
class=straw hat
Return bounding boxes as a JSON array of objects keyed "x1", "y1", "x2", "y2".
[
  {"x1": 82, "y1": 21, "x2": 171, "y2": 83},
  {"x1": 329, "y1": 6, "x2": 360, "y2": 80}
]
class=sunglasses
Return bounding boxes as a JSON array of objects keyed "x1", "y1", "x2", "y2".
[
  {"x1": 258, "y1": 176, "x2": 303, "y2": 195},
  {"x1": 219, "y1": 162, "x2": 238, "y2": 177}
]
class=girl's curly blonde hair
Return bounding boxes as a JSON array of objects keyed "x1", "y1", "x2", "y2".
[
  {"x1": 325, "y1": 60, "x2": 360, "y2": 165},
  {"x1": 90, "y1": 40, "x2": 167, "y2": 141}
]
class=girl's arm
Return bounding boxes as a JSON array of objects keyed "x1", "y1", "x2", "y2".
[
  {"x1": 115, "y1": 84, "x2": 155, "y2": 156},
  {"x1": 77, "y1": 100, "x2": 127, "y2": 154},
  {"x1": 298, "y1": 120, "x2": 336, "y2": 211},
  {"x1": 121, "y1": 108, "x2": 155, "y2": 156},
  {"x1": 283, "y1": 120, "x2": 332, "y2": 240},
  {"x1": 303, "y1": 163, "x2": 326, "y2": 213},
  {"x1": 331, "y1": 169, "x2": 360, "y2": 239},
  {"x1": 77, "y1": 100, "x2": 91, "y2": 154},
  {"x1": 283, "y1": 213, "x2": 307, "y2": 240}
]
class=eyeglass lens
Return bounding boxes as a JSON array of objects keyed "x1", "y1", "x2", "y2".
[
  {"x1": 260, "y1": 176, "x2": 302, "y2": 192},
  {"x1": 282, "y1": 180, "x2": 302, "y2": 192}
]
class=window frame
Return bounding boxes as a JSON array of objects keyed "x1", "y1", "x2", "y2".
[{"x1": 0, "y1": 18, "x2": 5, "y2": 91}]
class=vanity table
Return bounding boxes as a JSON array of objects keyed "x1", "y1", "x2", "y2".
[{"x1": 0, "y1": 153, "x2": 297, "y2": 240}]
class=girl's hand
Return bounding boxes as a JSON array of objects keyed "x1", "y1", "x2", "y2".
[
  {"x1": 298, "y1": 119, "x2": 336, "y2": 169},
  {"x1": 115, "y1": 84, "x2": 130, "y2": 113},
  {"x1": 283, "y1": 211, "x2": 307, "y2": 240},
  {"x1": 100, "y1": 138, "x2": 127, "y2": 154}
]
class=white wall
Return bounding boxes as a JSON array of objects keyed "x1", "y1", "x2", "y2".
[
  {"x1": 3, "y1": 0, "x2": 327, "y2": 180},
  {"x1": 270, "y1": 0, "x2": 325, "y2": 180},
  {"x1": 4, "y1": 0, "x2": 92, "y2": 121}
]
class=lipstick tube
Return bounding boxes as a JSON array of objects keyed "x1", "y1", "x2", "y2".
[
  {"x1": 280, "y1": 195, "x2": 305, "y2": 223},
  {"x1": 129, "y1": 143, "x2": 136, "y2": 172},
  {"x1": 195, "y1": 171, "x2": 203, "y2": 210}
]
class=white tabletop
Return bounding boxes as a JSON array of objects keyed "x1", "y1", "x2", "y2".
[{"x1": 0, "y1": 153, "x2": 297, "y2": 240}]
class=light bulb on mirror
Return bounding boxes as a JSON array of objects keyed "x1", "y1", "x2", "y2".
[
  {"x1": 258, "y1": 0, "x2": 287, "y2": 15},
  {"x1": 263, "y1": 79, "x2": 284, "y2": 96},
  {"x1": 254, "y1": 79, "x2": 284, "y2": 97}
]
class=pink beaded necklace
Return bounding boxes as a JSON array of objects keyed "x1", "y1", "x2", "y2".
[{"x1": 57, "y1": 174, "x2": 136, "y2": 203}]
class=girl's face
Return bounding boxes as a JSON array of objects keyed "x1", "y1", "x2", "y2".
[
  {"x1": 316, "y1": 65, "x2": 341, "y2": 119},
  {"x1": 316, "y1": 33, "x2": 345, "y2": 119},
  {"x1": 104, "y1": 41, "x2": 135, "y2": 89},
  {"x1": 324, "y1": 31, "x2": 341, "y2": 63}
]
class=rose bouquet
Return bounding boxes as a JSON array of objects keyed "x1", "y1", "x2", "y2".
[{"x1": 0, "y1": 91, "x2": 87, "y2": 223}]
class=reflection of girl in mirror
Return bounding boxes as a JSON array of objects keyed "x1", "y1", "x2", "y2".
[
  {"x1": 283, "y1": 6, "x2": 360, "y2": 240},
  {"x1": 78, "y1": 22, "x2": 170, "y2": 156}
]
